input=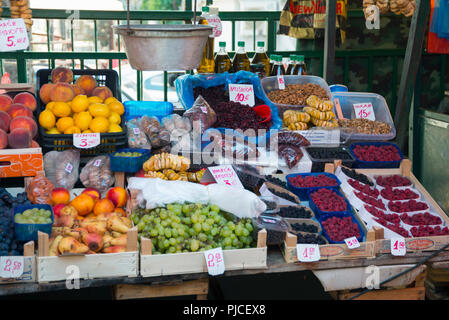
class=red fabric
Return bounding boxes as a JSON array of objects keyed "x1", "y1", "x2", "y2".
[{"x1": 427, "y1": 0, "x2": 449, "y2": 54}]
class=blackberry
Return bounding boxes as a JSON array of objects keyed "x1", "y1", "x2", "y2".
[
  {"x1": 266, "y1": 230, "x2": 285, "y2": 245},
  {"x1": 341, "y1": 167, "x2": 374, "y2": 186},
  {"x1": 307, "y1": 148, "x2": 353, "y2": 160},
  {"x1": 296, "y1": 233, "x2": 327, "y2": 245},
  {"x1": 291, "y1": 222, "x2": 318, "y2": 233},
  {"x1": 267, "y1": 187, "x2": 299, "y2": 204},
  {"x1": 279, "y1": 206, "x2": 312, "y2": 219},
  {"x1": 265, "y1": 175, "x2": 287, "y2": 189},
  {"x1": 261, "y1": 200, "x2": 277, "y2": 212}
]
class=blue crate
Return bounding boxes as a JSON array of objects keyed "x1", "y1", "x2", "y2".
[
  {"x1": 124, "y1": 101, "x2": 174, "y2": 122},
  {"x1": 349, "y1": 142, "x2": 404, "y2": 169},
  {"x1": 307, "y1": 187, "x2": 353, "y2": 218},
  {"x1": 14, "y1": 204, "x2": 54, "y2": 242},
  {"x1": 318, "y1": 212, "x2": 366, "y2": 244},
  {"x1": 286, "y1": 173, "x2": 341, "y2": 201},
  {"x1": 110, "y1": 148, "x2": 151, "y2": 173}
]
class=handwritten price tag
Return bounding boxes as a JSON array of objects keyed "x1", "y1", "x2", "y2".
[
  {"x1": 65, "y1": 163, "x2": 73, "y2": 174},
  {"x1": 0, "y1": 256, "x2": 24, "y2": 278},
  {"x1": 204, "y1": 247, "x2": 225, "y2": 276},
  {"x1": 353, "y1": 102, "x2": 375, "y2": 121},
  {"x1": 345, "y1": 237, "x2": 360, "y2": 249},
  {"x1": 206, "y1": 16, "x2": 223, "y2": 38},
  {"x1": 391, "y1": 238, "x2": 406, "y2": 256},
  {"x1": 73, "y1": 133, "x2": 100, "y2": 149},
  {"x1": 296, "y1": 244, "x2": 320, "y2": 262},
  {"x1": 208, "y1": 165, "x2": 244, "y2": 189},
  {"x1": 0, "y1": 19, "x2": 29, "y2": 52},
  {"x1": 277, "y1": 75, "x2": 285, "y2": 90},
  {"x1": 132, "y1": 127, "x2": 140, "y2": 135},
  {"x1": 229, "y1": 84, "x2": 255, "y2": 107}
]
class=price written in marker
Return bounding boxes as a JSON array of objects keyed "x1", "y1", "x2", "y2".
[
  {"x1": 391, "y1": 238, "x2": 406, "y2": 256},
  {"x1": 345, "y1": 236, "x2": 361, "y2": 249},
  {"x1": 277, "y1": 75, "x2": 285, "y2": 90},
  {"x1": 65, "y1": 163, "x2": 73, "y2": 174},
  {"x1": 296, "y1": 244, "x2": 320, "y2": 262},
  {"x1": 132, "y1": 127, "x2": 140, "y2": 135},
  {"x1": 228, "y1": 84, "x2": 255, "y2": 107},
  {"x1": 73, "y1": 133, "x2": 101, "y2": 149},
  {"x1": 0, "y1": 19, "x2": 29, "y2": 52},
  {"x1": 0, "y1": 256, "x2": 24, "y2": 278},
  {"x1": 204, "y1": 247, "x2": 225, "y2": 276},
  {"x1": 353, "y1": 102, "x2": 375, "y2": 121}
]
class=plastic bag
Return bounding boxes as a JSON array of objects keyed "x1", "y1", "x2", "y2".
[
  {"x1": 278, "y1": 144, "x2": 303, "y2": 169},
  {"x1": 183, "y1": 95, "x2": 217, "y2": 134},
  {"x1": 44, "y1": 150, "x2": 80, "y2": 190},
  {"x1": 269, "y1": 131, "x2": 310, "y2": 150},
  {"x1": 26, "y1": 172, "x2": 54, "y2": 204},
  {"x1": 79, "y1": 156, "x2": 115, "y2": 194},
  {"x1": 126, "y1": 120, "x2": 151, "y2": 150},
  {"x1": 219, "y1": 134, "x2": 259, "y2": 160},
  {"x1": 138, "y1": 116, "x2": 171, "y2": 149},
  {"x1": 162, "y1": 114, "x2": 192, "y2": 138}
]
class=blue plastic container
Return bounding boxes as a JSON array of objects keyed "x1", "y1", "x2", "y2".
[
  {"x1": 329, "y1": 84, "x2": 348, "y2": 92},
  {"x1": 318, "y1": 212, "x2": 366, "y2": 244},
  {"x1": 14, "y1": 204, "x2": 54, "y2": 241},
  {"x1": 349, "y1": 142, "x2": 404, "y2": 169},
  {"x1": 110, "y1": 148, "x2": 151, "y2": 173},
  {"x1": 307, "y1": 188, "x2": 353, "y2": 219},
  {"x1": 286, "y1": 173, "x2": 341, "y2": 201},
  {"x1": 124, "y1": 101, "x2": 174, "y2": 122}
]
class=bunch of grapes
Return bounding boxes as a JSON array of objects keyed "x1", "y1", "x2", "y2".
[{"x1": 131, "y1": 203, "x2": 256, "y2": 254}]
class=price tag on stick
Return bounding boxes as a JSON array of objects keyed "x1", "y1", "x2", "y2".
[
  {"x1": 277, "y1": 75, "x2": 285, "y2": 90},
  {"x1": 228, "y1": 84, "x2": 255, "y2": 107},
  {"x1": 73, "y1": 133, "x2": 101, "y2": 149},
  {"x1": 0, "y1": 256, "x2": 24, "y2": 278},
  {"x1": 345, "y1": 237, "x2": 360, "y2": 249},
  {"x1": 353, "y1": 102, "x2": 375, "y2": 121},
  {"x1": 204, "y1": 247, "x2": 225, "y2": 276},
  {"x1": 296, "y1": 244, "x2": 320, "y2": 262},
  {"x1": 391, "y1": 238, "x2": 406, "y2": 256},
  {"x1": 0, "y1": 19, "x2": 29, "y2": 52}
]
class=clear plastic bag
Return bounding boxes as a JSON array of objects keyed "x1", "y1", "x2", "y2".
[
  {"x1": 138, "y1": 116, "x2": 171, "y2": 149},
  {"x1": 79, "y1": 156, "x2": 115, "y2": 194},
  {"x1": 183, "y1": 95, "x2": 217, "y2": 134},
  {"x1": 44, "y1": 150, "x2": 80, "y2": 190},
  {"x1": 162, "y1": 114, "x2": 192, "y2": 138},
  {"x1": 26, "y1": 172, "x2": 54, "y2": 205},
  {"x1": 126, "y1": 120, "x2": 151, "y2": 150}
]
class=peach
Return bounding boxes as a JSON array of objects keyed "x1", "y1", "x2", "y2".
[
  {"x1": 106, "y1": 187, "x2": 128, "y2": 208},
  {"x1": 13, "y1": 92, "x2": 37, "y2": 112},
  {"x1": 0, "y1": 129, "x2": 7, "y2": 149},
  {"x1": 81, "y1": 188, "x2": 101, "y2": 201},
  {"x1": 114, "y1": 208, "x2": 127, "y2": 217},
  {"x1": 91, "y1": 86, "x2": 113, "y2": 101},
  {"x1": 93, "y1": 198, "x2": 115, "y2": 216},
  {"x1": 70, "y1": 193, "x2": 95, "y2": 216},
  {"x1": 75, "y1": 75, "x2": 97, "y2": 96},
  {"x1": 39, "y1": 83, "x2": 54, "y2": 104},
  {"x1": 0, "y1": 94, "x2": 13, "y2": 112},
  {"x1": 7, "y1": 104, "x2": 33, "y2": 118},
  {"x1": 8, "y1": 127, "x2": 31, "y2": 149},
  {"x1": 71, "y1": 84, "x2": 85, "y2": 96},
  {"x1": 51, "y1": 187, "x2": 71, "y2": 205},
  {"x1": 51, "y1": 67, "x2": 73, "y2": 83},
  {"x1": 9, "y1": 116, "x2": 37, "y2": 138},
  {"x1": 60, "y1": 204, "x2": 78, "y2": 219},
  {"x1": 49, "y1": 83, "x2": 75, "y2": 103},
  {"x1": 0, "y1": 111, "x2": 11, "y2": 132},
  {"x1": 30, "y1": 140, "x2": 40, "y2": 148},
  {"x1": 53, "y1": 203, "x2": 67, "y2": 218}
]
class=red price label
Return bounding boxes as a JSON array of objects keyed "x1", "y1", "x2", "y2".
[
  {"x1": 229, "y1": 84, "x2": 255, "y2": 107},
  {"x1": 204, "y1": 247, "x2": 225, "y2": 276},
  {"x1": 296, "y1": 244, "x2": 320, "y2": 262},
  {"x1": 345, "y1": 237, "x2": 361, "y2": 249},
  {"x1": 73, "y1": 133, "x2": 101, "y2": 149},
  {"x1": 391, "y1": 238, "x2": 406, "y2": 256},
  {"x1": 277, "y1": 75, "x2": 285, "y2": 90},
  {"x1": 0, "y1": 19, "x2": 29, "y2": 52},
  {"x1": 353, "y1": 102, "x2": 375, "y2": 121},
  {"x1": 0, "y1": 256, "x2": 24, "y2": 278}
]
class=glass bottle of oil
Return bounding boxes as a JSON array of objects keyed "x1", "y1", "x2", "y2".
[
  {"x1": 293, "y1": 55, "x2": 307, "y2": 75},
  {"x1": 269, "y1": 54, "x2": 276, "y2": 75},
  {"x1": 198, "y1": 6, "x2": 215, "y2": 74},
  {"x1": 214, "y1": 41, "x2": 231, "y2": 73},
  {"x1": 270, "y1": 55, "x2": 285, "y2": 76},
  {"x1": 251, "y1": 41, "x2": 270, "y2": 77},
  {"x1": 232, "y1": 41, "x2": 250, "y2": 72},
  {"x1": 286, "y1": 55, "x2": 297, "y2": 75}
]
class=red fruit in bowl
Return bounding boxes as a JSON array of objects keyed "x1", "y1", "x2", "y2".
[
  {"x1": 53, "y1": 203, "x2": 67, "y2": 218},
  {"x1": 82, "y1": 188, "x2": 101, "y2": 201}
]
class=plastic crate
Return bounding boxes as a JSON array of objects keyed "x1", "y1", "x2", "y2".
[
  {"x1": 109, "y1": 148, "x2": 151, "y2": 173},
  {"x1": 318, "y1": 212, "x2": 366, "y2": 244},
  {"x1": 35, "y1": 69, "x2": 127, "y2": 156},
  {"x1": 286, "y1": 173, "x2": 341, "y2": 201},
  {"x1": 124, "y1": 101, "x2": 173, "y2": 122},
  {"x1": 305, "y1": 146, "x2": 356, "y2": 172},
  {"x1": 349, "y1": 142, "x2": 404, "y2": 169},
  {"x1": 307, "y1": 187, "x2": 352, "y2": 218},
  {"x1": 14, "y1": 204, "x2": 54, "y2": 241},
  {"x1": 331, "y1": 92, "x2": 396, "y2": 141}
]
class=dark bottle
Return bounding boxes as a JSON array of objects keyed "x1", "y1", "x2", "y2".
[
  {"x1": 251, "y1": 41, "x2": 270, "y2": 77},
  {"x1": 232, "y1": 41, "x2": 251, "y2": 72},
  {"x1": 214, "y1": 41, "x2": 231, "y2": 73},
  {"x1": 286, "y1": 55, "x2": 297, "y2": 75},
  {"x1": 270, "y1": 55, "x2": 285, "y2": 76},
  {"x1": 293, "y1": 55, "x2": 307, "y2": 75}
]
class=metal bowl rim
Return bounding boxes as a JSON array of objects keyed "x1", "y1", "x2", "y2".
[{"x1": 112, "y1": 24, "x2": 213, "y2": 32}]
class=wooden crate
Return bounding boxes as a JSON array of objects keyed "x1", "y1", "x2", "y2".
[
  {"x1": 36, "y1": 228, "x2": 139, "y2": 283},
  {"x1": 0, "y1": 242, "x2": 36, "y2": 284},
  {"x1": 140, "y1": 229, "x2": 267, "y2": 277},
  {"x1": 0, "y1": 148, "x2": 43, "y2": 178}
]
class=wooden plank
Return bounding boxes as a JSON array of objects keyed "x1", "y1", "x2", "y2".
[
  {"x1": 126, "y1": 227, "x2": 138, "y2": 252},
  {"x1": 113, "y1": 278, "x2": 209, "y2": 300},
  {"x1": 140, "y1": 237, "x2": 152, "y2": 255},
  {"x1": 324, "y1": 163, "x2": 335, "y2": 174},
  {"x1": 367, "y1": 229, "x2": 376, "y2": 242},
  {"x1": 115, "y1": 172, "x2": 125, "y2": 188},
  {"x1": 257, "y1": 229, "x2": 267, "y2": 248},
  {"x1": 23, "y1": 241, "x2": 34, "y2": 257},
  {"x1": 339, "y1": 286, "x2": 425, "y2": 300},
  {"x1": 38, "y1": 231, "x2": 49, "y2": 257}
]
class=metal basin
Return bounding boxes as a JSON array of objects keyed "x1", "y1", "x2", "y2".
[{"x1": 113, "y1": 24, "x2": 213, "y2": 71}]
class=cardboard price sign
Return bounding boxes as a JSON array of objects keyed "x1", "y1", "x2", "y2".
[
  {"x1": 228, "y1": 84, "x2": 255, "y2": 107},
  {"x1": 204, "y1": 247, "x2": 225, "y2": 276},
  {"x1": 0, "y1": 256, "x2": 24, "y2": 278},
  {"x1": 73, "y1": 133, "x2": 101, "y2": 149},
  {"x1": 0, "y1": 19, "x2": 29, "y2": 52},
  {"x1": 277, "y1": 75, "x2": 286, "y2": 90},
  {"x1": 296, "y1": 244, "x2": 320, "y2": 262},
  {"x1": 353, "y1": 102, "x2": 375, "y2": 121},
  {"x1": 391, "y1": 238, "x2": 406, "y2": 256},
  {"x1": 345, "y1": 236, "x2": 361, "y2": 249}
]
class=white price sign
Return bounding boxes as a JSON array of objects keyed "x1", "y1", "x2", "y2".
[
  {"x1": 132, "y1": 127, "x2": 140, "y2": 135},
  {"x1": 277, "y1": 75, "x2": 285, "y2": 90},
  {"x1": 229, "y1": 84, "x2": 255, "y2": 107},
  {"x1": 345, "y1": 236, "x2": 361, "y2": 249},
  {"x1": 296, "y1": 244, "x2": 320, "y2": 262},
  {"x1": 73, "y1": 133, "x2": 100, "y2": 149},
  {"x1": 65, "y1": 163, "x2": 73, "y2": 174},
  {"x1": 0, "y1": 256, "x2": 24, "y2": 278},
  {"x1": 0, "y1": 19, "x2": 29, "y2": 52},
  {"x1": 353, "y1": 102, "x2": 375, "y2": 121},
  {"x1": 206, "y1": 16, "x2": 223, "y2": 38},
  {"x1": 391, "y1": 238, "x2": 406, "y2": 256},
  {"x1": 208, "y1": 165, "x2": 244, "y2": 189},
  {"x1": 204, "y1": 247, "x2": 225, "y2": 276}
]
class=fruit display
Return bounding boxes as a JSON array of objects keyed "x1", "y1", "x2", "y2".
[
  {"x1": 278, "y1": 206, "x2": 313, "y2": 219},
  {"x1": 79, "y1": 156, "x2": 114, "y2": 193},
  {"x1": 400, "y1": 212, "x2": 442, "y2": 226},
  {"x1": 374, "y1": 218, "x2": 410, "y2": 238},
  {"x1": 347, "y1": 179, "x2": 380, "y2": 198},
  {"x1": 288, "y1": 174, "x2": 338, "y2": 188},
  {"x1": 375, "y1": 175, "x2": 412, "y2": 188},
  {"x1": 211, "y1": 101, "x2": 272, "y2": 131},
  {"x1": 264, "y1": 175, "x2": 287, "y2": 189},
  {"x1": 38, "y1": 67, "x2": 124, "y2": 134},
  {"x1": 388, "y1": 200, "x2": 429, "y2": 213},
  {"x1": 26, "y1": 172, "x2": 54, "y2": 205},
  {"x1": 364, "y1": 205, "x2": 401, "y2": 224},
  {"x1": 269, "y1": 131, "x2": 310, "y2": 169},
  {"x1": 266, "y1": 187, "x2": 300, "y2": 205},
  {"x1": 9, "y1": 0, "x2": 33, "y2": 31},
  {"x1": 380, "y1": 187, "x2": 420, "y2": 201},
  {"x1": 321, "y1": 216, "x2": 361, "y2": 242},
  {"x1": 353, "y1": 191, "x2": 386, "y2": 210},
  {"x1": 44, "y1": 150, "x2": 80, "y2": 190},
  {"x1": 341, "y1": 167, "x2": 374, "y2": 186},
  {"x1": 266, "y1": 84, "x2": 329, "y2": 106},
  {"x1": 410, "y1": 225, "x2": 449, "y2": 237},
  {"x1": 295, "y1": 233, "x2": 327, "y2": 245},
  {"x1": 310, "y1": 189, "x2": 348, "y2": 213},
  {"x1": 289, "y1": 222, "x2": 319, "y2": 234},
  {"x1": 303, "y1": 95, "x2": 338, "y2": 128},
  {"x1": 142, "y1": 153, "x2": 205, "y2": 182},
  {"x1": 337, "y1": 118, "x2": 392, "y2": 135},
  {"x1": 131, "y1": 203, "x2": 256, "y2": 253},
  {"x1": 352, "y1": 144, "x2": 402, "y2": 162},
  {"x1": 14, "y1": 208, "x2": 52, "y2": 225},
  {"x1": 114, "y1": 151, "x2": 142, "y2": 157}
]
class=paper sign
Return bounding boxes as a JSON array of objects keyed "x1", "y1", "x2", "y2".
[
  {"x1": 297, "y1": 244, "x2": 320, "y2": 262},
  {"x1": 229, "y1": 84, "x2": 255, "y2": 107},
  {"x1": 206, "y1": 15, "x2": 223, "y2": 38},
  {"x1": 201, "y1": 165, "x2": 244, "y2": 189},
  {"x1": 277, "y1": 75, "x2": 285, "y2": 90},
  {"x1": 65, "y1": 163, "x2": 73, "y2": 174},
  {"x1": 333, "y1": 98, "x2": 345, "y2": 120},
  {"x1": 132, "y1": 127, "x2": 140, "y2": 135},
  {"x1": 353, "y1": 102, "x2": 375, "y2": 121},
  {"x1": 0, "y1": 19, "x2": 29, "y2": 52},
  {"x1": 73, "y1": 133, "x2": 100, "y2": 149},
  {"x1": 0, "y1": 256, "x2": 24, "y2": 278},
  {"x1": 391, "y1": 238, "x2": 406, "y2": 256},
  {"x1": 204, "y1": 247, "x2": 225, "y2": 276},
  {"x1": 345, "y1": 236, "x2": 360, "y2": 249},
  {"x1": 93, "y1": 159, "x2": 102, "y2": 167},
  {"x1": 298, "y1": 129, "x2": 340, "y2": 145}
]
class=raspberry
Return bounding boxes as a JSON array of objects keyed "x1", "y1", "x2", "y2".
[
  {"x1": 410, "y1": 226, "x2": 449, "y2": 237},
  {"x1": 289, "y1": 174, "x2": 338, "y2": 188},
  {"x1": 400, "y1": 212, "x2": 442, "y2": 226},
  {"x1": 364, "y1": 205, "x2": 400, "y2": 224},
  {"x1": 310, "y1": 188, "x2": 348, "y2": 213},
  {"x1": 388, "y1": 200, "x2": 429, "y2": 213},
  {"x1": 353, "y1": 145, "x2": 402, "y2": 162},
  {"x1": 347, "y1": 179, "x2": 379, "y2": 198},
  {"x1": 373, "y1": 218, "x2": 410, "y2": 237},
  {"x1": 321, "y1": 216, "x2": 361, "y2": 242},
  {"x1": 354, "y1": 191, "x2": 386, "y2": 210},
  {"x1": 381, "y1": 187, "x2": 419, "y2": 201},
  {"x1": 375, "y1": 175, "x2": 412, "y2": 188}
]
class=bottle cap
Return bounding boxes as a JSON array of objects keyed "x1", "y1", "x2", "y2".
[
  {"x1": 238, "y1": 41, "x2": 245, "y2": 47},
  {"x1": 270, "y1": 54, "x2": 276, "y2": 60},
  {"x1": 257, "y1": 41, "x2": 265, "y2": 47},
  {"x1": 297, "y1": 55, "x2": 305, "y2": 62},
  {"x1": 202, "y1": 6, "x2": 210, "y2": 12},
  {"x1": 219, "y1": 42, "x2": 226, "y2": 47},
  {"x1": 289, "y1": 54, "x2": 297, "y2": 62}
]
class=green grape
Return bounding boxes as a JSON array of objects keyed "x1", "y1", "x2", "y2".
[
  {"x1": 242, "y1": 228, "x2": 250, "y2": 237},
  {"x1": 199, "y1": 215, "x2": 206, "y2": 223},
  {"x1": 211, "y1": 204, "x2": 220, "y2": 213},
  {"x1": 164, "y1": 228, "x2": 172, "y2": 238},
  {"x1": 168, "y1": 246, "x2": 176, "y2": 253},
  {"x1": 227, "y1": 221, "x2": 236, "y2": 231},
  {"x1": 160, "y1": 211, "x2": 168, "y2": 220},
  {"x1": 210, "y1": 227, "x2": 218, "y2": 236},
  {"x1": 193, "y1": 223, "x2": 202, "y2": 234},
  {"x1": 223, "y1": 230, "x2": 232, "y2": 238},
  {"x1": 245, "y1": 222, "x2": 254, "y2": 232},
  {"x1": 163, "y1": 239, "x2": 170, "y2": 249},
  {"x1": 223, "y1": 237, "x2": 232, "y2": 246},
  {"x1": 161, "y1": 220, "x2": 168, "y2": 227},
  {"x1": 235, "y1": 225, "x2": 243, "y2": 236},
  {"x1": 190, "y1": 239, "x2": 200, "y2": 252},
  {"x1": 219, "y1": 218, "x2": 227, "y2": 226},
  {"x1": 189, "y1": 228, "x2": 195, "y2": 237},
  {"x1": 178, "y1": 228, "x2": 185, "y2": 237},
  {"x1": 166, "y1": 204, "x2": 174, "y2": 211},
  {"x1": 173, "y1": 216, "x2": 181, "y2": 224},
  {"x1": 137, "y1": 221, "x2": 146, "y2": 232},
  {"x1": 183, "y1": 217, "x2": 192, "y2": 225},
  {"x1": 191, "y1": 215, "x2": 199, "y2": 224},
  {"x1": 213, "y1": 215, "x2": 221, "y2": 223},
  {"x1": 201, "y1": 206, "x2": 209, "y2": 215},
  {"x1": 198, "y1": 233, "x2": 207, "y2": 242},
  {"x1": 169, "y1": 238, "x2": 177, "y2": 246},
  {"x1": 131, "y1": 214, "x2": 140, "y2": 225},
  {"x1": 157, "y1": 226, "x2": 164, "y2": 236},
  {"x1": 229, "y1": 233, "x2": 236, "y2": 240},
  {"x1": 44, "y1": 211, "x2": 52, "y2": 218},
  {"x1": 154, "y1": 217, "x2": 161, "y2": 224},
  {"x1": 202, "y1": 223, "x2": 211, "y2": 233},
  {"x1": 206, "y1": 218, "x2": 214, "y2": 225},
  {"x1": 182, "y1": 204, "x2": 190, "y2": 214},
  {"x1": 171, "y1": 228, "x2": 179, "y2": 237},
  {"x1": 246, "y1": 235, "x2": 253, "y2": 245},
  {"x1": 142, "y1": 214, "x2": 152, "y2": 224},
  {"x1": 144, "y1": 224, "x2": 151, "y2": 233},
  {"x1": 232, "y1": 238, "x2": 240, "y2": 247},
  {"x1": 207, "y1": 234, "x2": 214, "y2": 242},
  {"x1": 150, "y1": 229, "x2": 158, "y2": 237},
  {"x1": 176, "y1": 236, "x2": 184, "y2": 244}
]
